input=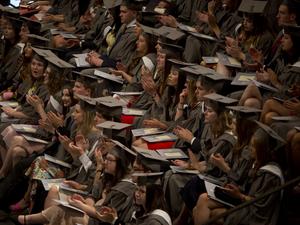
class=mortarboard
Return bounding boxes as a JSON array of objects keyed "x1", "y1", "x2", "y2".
[
  {"x1": 254, "y1": 121, "x2": 287, "y2": 144},
  {"x1": 158, "y1": 41, "x2": 184, "y2": 55},
  {"x1": 75, "y1": 94, "x2": 97, "y2": 112},
  {"x1": 20, "y1": 16, "x2": 41, "y2": 35},
  {"x1": 96, "y1": 96, "x2": 124, "y2": 118},
  {"x1": 204, "y1": 93, "x2": 237, "y2": 114},
  {"x1": 103, "y1": 0, "x2": 122, "y2": 9},
  {"x1": 27, "y1": 34, "x2": 50, "y2": 47},
  {"x1": 238, "y1": 0, "x2": 267, "y2": 14},
  {"x1": 132, "y1": 172, "x2": 164, "y2": 185},
  {"x1": 134, "y1": 147, "x2": 170, "y2": 172},
  {"x1": 283, "y1": 24, "x2": 300, "y2": 39},
  {"x1": 227, "y1": 105, "x2": 261, "y2": 120},
  {"x1": 110, "y1": 139, "x2": 137, "y2": 168}
]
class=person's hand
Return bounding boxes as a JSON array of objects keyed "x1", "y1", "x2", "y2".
[
  {"x1": 284, "y1": 98, "x2": 300, "y2": 114},
  {"x1": 224, "y1": 183, "x2": 243, "y2": 199},
  {"x1": 171, "y1": 159, "x2": 189, "y2": 169},
  {"x1": 26, "y1": 95, "x2": 43, "y2": 110},
  {"x1": 141, "y1": 65, "x2": 153, "y2": 78},
  {"x1": 173, "y1": 126, "x2": 194, "y2": 143},
  {"x1": 88, "y1": 51, "x2": 100, "y2": 58},
  {"x1": 188, "y1": 149, "x2": 206, "y2": 172},
  {"x1": 225, "y1": 36, "x2": 238, "y2": 48},
  {"x1": 249, "y1": 47, "x2": 263, "y2": 65},
  {"x1": 47, "y1": 111, "x2": 64, "y2": 128},
  {"x1": 94, "y1": 146, "x2": 105, "y2": 167},
  {"x1": 2, "y1": 106, "x2": 16, "y2": 117},
  {"x1": 179, "y1": 88, "x2": 188, "y2": 105},
  {"x1": 86, "y1": 54, "x2": 103, "y2": 67},
  {"x1": 97, "y1": 206, "x2": 118, "y2": 223},
  {"x1": 64, "y1": 180, "x2": 84, "y2": 190},
  {"x1": 57, "y1": 132, "x2": 72, "y2": 150},
  {"x1": 39, "y1": 119, "x2": 56, "y2": 133},
  {"x1": 110, "y1": 69, "x2": 126, "y2": 77},
  {"x1": 158, "y1": 15, "x2": 178, "y2": 28},
  {"x1": 209, "y1": 153, "x2": 230, "y2": 172},
  {"x1": 74, "y1": 134, "x2": 89, "y2": 151},
  {"x1": 116, "y1": 62, "x2": 128, "y2": 73},
  {"x1": 143, "y1": 118, "x2": 167, "y2": 130},
  {"x1": 141, "y1": 76, "x2": 156, "y2": 95},
  {"x1": 255, "y1": 69, "x2": 270, "y2": 83},
  {"x1": 68, "y1": 194, "x2": 86, "y2": 209},
  {"x1": 225, "y1": 46, "x2": 244, "y2": 61}
]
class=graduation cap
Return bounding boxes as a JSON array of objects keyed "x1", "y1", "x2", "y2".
[
  {"x1": 254, "y1": 121, "x2": 286, "y2": 144},
  {"x1": 27, "y1": 34, "x2": 50, "y2": 47},
  {"x1": 121, "y1": 0, "x2": 146, "y2": 11},
  {"x1": 4, "y1": 16, "x2": 23, "y2": 32},
  {"x1": 0, "y1": 5, "x2": 19, "y2": 17},
  {"x1": 75, "y1": 94, "x2": 97, "y2": 112},
  {"x1": 204, "y1": 93, "x2": 238, "y2": 114},
  {"x1": 103, "y1": 0, "x2": 122, "y2": 9},
  {"x1": 283, "y1": 24, "x2": 300, "y2": 39},
  {"x1": 227, "y1": 106, "x2": 261, "y2": 120},
  {"x1": 20, "y1": 17, "x2": 41, "y2": 35},
  {"x1": 110, "y1": 139, "x2": 137, "y2": 168},
  {"x1": 134, "y1": 147, "x2": 170, "y2": 172},
  {"x1": 132, "y1": 172, "x2": 164, "y2": 185},
  {"x1": 238, "y1": 0, "x2": 267, "y2": 14},
  {"x1": 44, "y1": 55, "x2": 75, "y2": 69},
  {"x1": 96, "y1": 96, "x2": 124, "y2": 118},
  {"x1": 72, "y1": 71, "x2": 100, "y2": 84},
  {"x1": 167, "y1": 59, "x2": 195, "y2": 68},
  {"x1": 158, "y1": 41, "x2": 183, "y2": 58}
]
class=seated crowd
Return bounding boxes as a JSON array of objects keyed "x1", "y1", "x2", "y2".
[{"x1": 0, "y1": 0, "x2": 299, "y2": 225}]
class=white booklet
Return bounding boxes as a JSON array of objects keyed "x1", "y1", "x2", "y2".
[
  {"x1": 205, "y1": 181, "x2": 234, "y2": 207},
  {"x1": 94, "y1": 70, "x2": 124, "y2": 84},
  {"x1": 53, "y1": 199, "x2": 85, "y2": 214},
  {"x1": 122, "y1": 108, "x2": 146, "y2": 116},
  {"x1": 131, "y1": 128, "x2": 165, "y2": 137},
  {"x1": 73, "y1": 53, "x2": 91, "y2": 68},
  {"x1": 41, "y1": 178, "x2": 65, "y2": 191},
  {"x1": 0, "y1": 101, "x2": 19, "y2": 108},
  {"x1": 252, "y1": 80, "x2": 279, "y2": 92},
  {"x1": 11, "y1": 124, "x2": 38, "y2": 134},
  {"x1": 44, "y1": 154, "x2": 72, "y2": 168}
]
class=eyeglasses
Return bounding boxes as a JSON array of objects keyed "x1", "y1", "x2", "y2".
[{"x1": 103, "y1": 156, "x2": 117, "y2": 163}]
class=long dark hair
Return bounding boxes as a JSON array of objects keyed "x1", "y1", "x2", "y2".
[
  {"x1": 251, "y1": 128, "x2": 280, "y2": 170},
  {"x1": 233, "y1": 118, "x2": 257, "y2": 156},
  {"x1": 145, "y1": 184, "x2": 168, "y2": 213}
]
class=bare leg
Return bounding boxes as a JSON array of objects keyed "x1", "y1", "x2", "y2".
[
  {"x1": 18, "y1": 213, "x2": 49, "y2": 224},
  {"x1": 216, "y1": 62, "x2": 231, "y2": 78},
  {"x1": 260, "y1": 99, "x2": 290, "y2": 123},
  {"x1": 44, "y1": 186, "x2": 60, "y2": 209},
  {"x1": 12, "y1": 146, "x2": 28, "y2": 167},
  {"x1": 0, "y1": 147, "x2": 13, "y2": 176},
  {"x1": 193, "y1": 193, "x2": 223, "y2": 225},
  {"x1": 239, "y1": 84, "x2": 262, "y2": 108},
  {"x1": 264, "y1": 112, "x2": 279, "y2": 125}
]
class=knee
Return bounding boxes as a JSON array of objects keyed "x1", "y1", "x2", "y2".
[
  {"x1": 11, "y1": 136, "x2": 25, "y2": 146},
  {"x1": 244, "y1": 98, "x2": 262, "y2": 109},
  {"x1": 264, "y1": 112, "x2": 278, "y2": 125},
  {"x1": 11, "y1": 146, "x2": 27, "y2": 158}
]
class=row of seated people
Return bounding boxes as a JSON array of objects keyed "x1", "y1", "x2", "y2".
[{"x1": 0, "y1": 0, "x2": 299, "y2": 225}]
